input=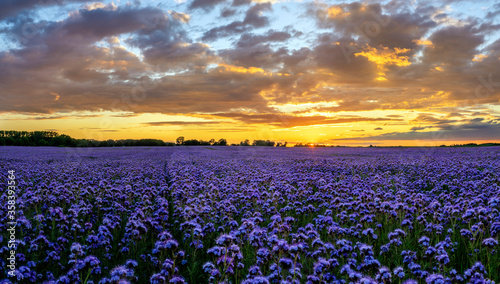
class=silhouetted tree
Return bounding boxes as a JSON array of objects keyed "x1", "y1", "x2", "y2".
[
  {"x1": 253, "y1": 140, "x2": 275, "y2": 146},
  {"x1": 176, "y1": 136, "x2": 185, "y2": 145}
]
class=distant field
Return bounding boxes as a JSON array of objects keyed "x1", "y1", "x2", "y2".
[{"x1": 0, "y1": 146, "x2": 499, "y2": 283}]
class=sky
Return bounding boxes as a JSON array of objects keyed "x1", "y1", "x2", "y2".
[{"x1": 0, "y1": 0, "x2": 500, "y2": 146}]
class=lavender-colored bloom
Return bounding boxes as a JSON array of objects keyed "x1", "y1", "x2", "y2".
[
  {"x1": 215, "y1": 234, "x2": 235, "y2": 246},
  {"x1": 418, "y1": 236, "x2": 430, "y2": 247},
  {"x1": 482, "y1": 238, "x2": 498, "y2": 248},
  {"x1": 279, "y1": 258, "x2": 293, "y2": 269},
  {"x1": 426, "y1": 274, "x2": 447, "y2": 284},
  {"x1": 242, "y1": 276, "x2": 270, "y2": 284},
  {"x1": 150, "y1": 273, "x2": 166, "y2": 284},
  {"x1": 375, "y1": 266, "x2": 391, "y2": 281},
  {"x1": 394, "y1": 267, "x2": 405, "y2": 279}
]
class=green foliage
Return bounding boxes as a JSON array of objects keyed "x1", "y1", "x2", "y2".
[
  {"x1": 175, "y1": 137, "x2": 228, "y2": 146},
  {"x1": 252, "y1": 140, "x2": 275, "y2": 146},
  {"x1": 0, "y1": 131, "x2": 169, "y2": 147}
]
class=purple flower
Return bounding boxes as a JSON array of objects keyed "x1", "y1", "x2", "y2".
[
  {"x1": 215, "y1": 234, "x2": 235, "y2": 246},
  {"x1": 418, "y1": 236, "x2": 430, "y2": 247},
  {"x1": 394, "y1": 267, "x2": 405, "y2": 279},
  {"x1": 426, "y1": 274, "x2": 446, "y2": 284},
  {"x1": 482, "y1": 238, "x2": 498, "y2": 248}
]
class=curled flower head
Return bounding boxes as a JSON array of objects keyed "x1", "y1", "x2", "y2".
[
  {"x1": 215, "y1": 234, "x2": 235, "y2": 246},
  {"x1": 394, "y1": 267, "x2": 405, "y2": 279},
  {"x1": 70, "y1": 243, "x2": 84, "y2": 256},
  {"x1": 376, "y1": 266, "x2": 391, "y2": 281},
  {"x1": 418, "y1": 236, "x2": 430, "y2": 247},
  {"x1": 482, "y1": 238, "x2": 498, "y2": 248}
]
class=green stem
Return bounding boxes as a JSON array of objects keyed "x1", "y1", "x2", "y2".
[{"x1": 83, "y1": 268, "x2": 92, "y2": 284}]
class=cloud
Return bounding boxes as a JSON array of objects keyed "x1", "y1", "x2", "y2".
[
  {"x1": 1, "y1": 0, "x2": 500, "y2": 145},
  {"x1": 212, "y1": 113, "x2": 403, "y2": 127},
  {"x1": 486, "y1": 3, "x2": 500, "y2": 20},
  {"x1": 201, "y1": 3, "x2": 272, "y2": 41},
  {"x1": 0, "y1": 4, "x2": 222, "y2": 113},
  {"x1": 188, "y1": 0, "x2": 226, "y2": 11},
  {"x1": 411, "y1": 113, "x2": 456, "y2": 125},
  {"x1": 312, "y1": 37, "x2": 377, "y2": 83},
  {"x1": 232, "y1": 0, "x2": 251, "y2": 6},
  {"x1": 236, "y1": 29, "x2": 292, "y2": 48},
  {"x1": 337, "y1": 119, "x2": 500, "y2": 141},
  {"x1": 28, "y1": 114, "x2": 103, "y2": 120},
  {"x1": 0, "y1": 0, "x2": 89, "y2": 20},
  {"x1": 221, "y1": 7, "x2": 237, "y2": 17},
  {"x1": 410, "y1": 126, "x2": 432, "y2": 131},
  {"x1": 423, "y1": 25, "x2": 484, "y2": 67},
  {"x1": 219, "y1": 44, "x2": 287, "y2": 69},
  {"x1": 313, "y1": 2, "x2": 436, "y2": 50},
  {"x1": 145, "y1": 121, "x2": 223, "y2": 126}
]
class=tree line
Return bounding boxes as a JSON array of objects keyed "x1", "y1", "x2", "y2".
[
  {"x1": 175, "y1": 136, "x2": 227, "y2": 146},
  {"x1": 3, "y1": 131, "x2": 497, "y2": 148},
  {"x1": 175, "y1": 137, "x2": 288, "y2": 147},
  {"x1": 1, "y1": 131, "x2": 294, "y2": 147},
  {"x1": 235, "y1": 139, "x2": 286, "y2": 147},
  {"x1": 0, "y1": 131, "x2": 171, "y2": 147},
  {"x1": 0, "y1": 131, "x2": 286, "y2": 147}
]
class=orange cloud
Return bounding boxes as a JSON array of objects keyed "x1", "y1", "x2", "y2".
[
  {"x1": 412, "y1": 39, "x2": 433, "y2": 46},
  {"x1": 50, "y1": 92, "x2": 60, "y2": 101},
  {"x1": 472, "y1": 54, "x2": 487, "y2": 62},
  {"x1": 217, "y1": 63, "x2": 266, "y2": 74},
  {"x1": 327, "y1": 6, "x2": 350, "y2": 18},
  {"x1": 355, "y1": 47, "x2": 411, "y2": 67},
  {"x1": 355, "y1": 46, "x2": 411, "y2": 81}
]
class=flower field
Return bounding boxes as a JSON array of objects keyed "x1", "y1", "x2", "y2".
[{"x1": 1, "y1": 146, "x2": 499, "y2": 283}]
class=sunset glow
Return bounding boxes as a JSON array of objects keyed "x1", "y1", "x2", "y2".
[{"x1": 1, "y1": 0, "x2": 499, "y2": 145}]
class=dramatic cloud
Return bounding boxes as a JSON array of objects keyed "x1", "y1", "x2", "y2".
[
  {"x1": 423, "y1": 25, "x2": 484, "y2": 67},
  {"x1": 0, "y1": 0, "x2": 90, "y2": 20},
  {"x1": 188, "y1": 0, "x2": 226, "y2": 11},
  {"x1": 236, "y1": 29, "x2": 292, "y2": 48},
  {"x1": 145, "y1": 121, "x2": 223, "y2": 126},
  {"x1": 212, "y1": 113, "x2": 403, "y2": 128},
  {"x1": 201, "y1": 3, "x2": 272, "y2": 41},
  {"x1": 336, "y1": 119, "x2": 500, "y2": 142},
  {"x1": 1, "y1": 0, "x2": 499, "y2": 144}
]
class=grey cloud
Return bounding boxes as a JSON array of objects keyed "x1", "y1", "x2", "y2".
[
  {"x1": 145, "y1": 121, "x2": 223, "y2": 126},
  {"x1": 221, "y1": 8, "x2": 237, "y2": 17},
  {"x1": 339, "y1": 119, "x2": 500, "y2": 141},
  {"x1": 486, "y1": 3, "x2": 500, "y2": 19},
  {"x1": 423, "y1": 25, "x2": 484, "y2": 67},
  {"x1": 189, "y1": 0, "x2": 226, "y2": 11},
  {"x1": 219, "y1": 44, "x2": 287, "y2": 69},
  {"x1": 0, "y1": 0, "x2": 90, "y2": 21},
  {"x1": 314, "y1": 2, "x2": 436, "y2": 51},
  {"x1": 410, "y1": 126, "x2": 431, "y2": 131},
  {"x1": 202, "y1": 3, "x2": 272, "y2": 41},
  {"x1": 232, "y1": 0, "x2": 251, "y2": 7},
  {"x1": 312, "y1": 35, "x2": 377, "y2": 82},
  {"x1": 212, "y1": 113, "x2": 402, "y2": 128},
  {"x1": 236, "y1": 30, "x2": 292, "y2": 48}
]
